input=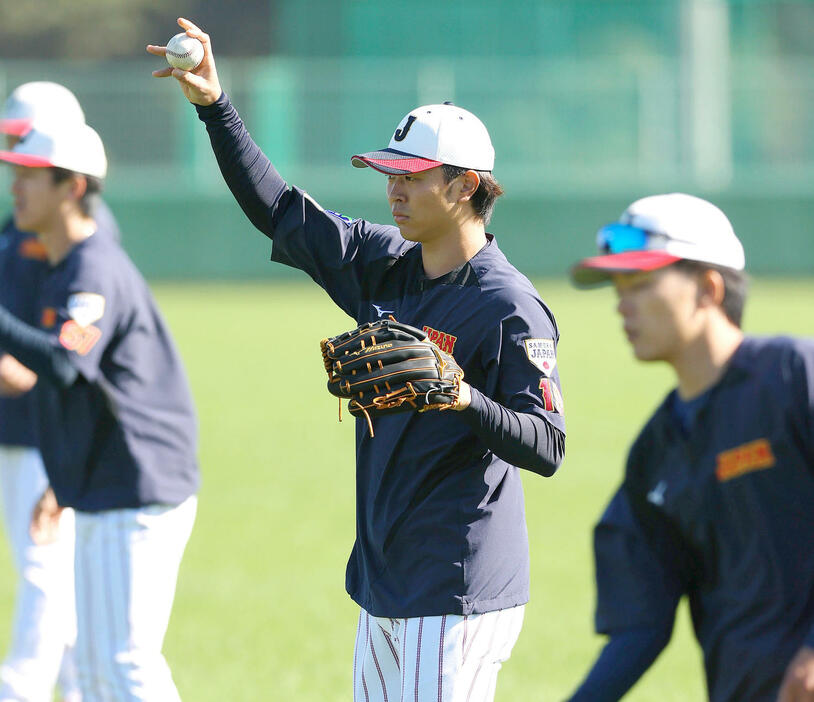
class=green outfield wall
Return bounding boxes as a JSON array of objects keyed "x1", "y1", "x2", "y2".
[
  {"x1": 2, "y1": 187, "x2": 809, "y2": 280},
  {"x1": 96, "y1": 190, "x2": 814, "y2": 279}
]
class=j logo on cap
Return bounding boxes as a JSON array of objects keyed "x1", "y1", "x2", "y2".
[{"x1": 393, "y1": 116, "x2": 417, "y2": 142}]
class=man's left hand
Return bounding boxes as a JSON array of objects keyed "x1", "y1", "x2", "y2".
[
  {"x1": 30, "y1": 487, "x2": 64, "y2": 545},
  {"x1": 0, "y1": 353, "x2": 37, "y2": 396}
]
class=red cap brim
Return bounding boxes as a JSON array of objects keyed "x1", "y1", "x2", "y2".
[
  {"x1": 351, "y1": 149, "x2": 443, "y2": 175},
  {"x1": 0, "y1": 151, "x2": 54, "y2": 168},
  {"x1": 570, "y1": 251, "x2": 682, "y2": 287},
  {"x1": 0, "y1": 119, "x2": 33, "y2": 137}
]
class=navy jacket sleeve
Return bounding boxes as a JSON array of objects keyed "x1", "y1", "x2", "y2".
[
  {"x1": 593, "y1": 487, "x2": 684, "y2": 635},
  {"x1": 563, "y1": 486, "x2": 685, "y2": 699},
  {"x1": 789, "y1": 338, "x2": 814, "y2": 473},
  {"x1": 196, "y1": 93, "x2": 408, "y2": 318},
  {"x1": 566, "y1": 627, "x2": 671, "y2": 702},
  {"x1": 459, "y1": 288, "x2": 565, "y2": 476},
  {"x1": 789, "y1": 339, "x2": 814, "y2": 647},
  {"x1": 0, "y1": 305, "x2": 77, "y2": 386},
  {"x1": 460, "y1": 386, "x2": 564, "y2": 476}
]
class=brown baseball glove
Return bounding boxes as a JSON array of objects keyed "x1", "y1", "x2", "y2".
[{"x1": 320, "y1": 319, "x2": 464, "y2": 435}]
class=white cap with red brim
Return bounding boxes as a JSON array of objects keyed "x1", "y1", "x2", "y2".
[
  {"x1": 571, "y1": 193, "x2": 746, "y2": 287},
  {"x1": 0, "y1": 123, "x2": 107, "y2": 179},
  {"x1": 351, "y1": 103, "x2": 495, "y2": 175},
  {"x1": 0, "y1": 82, "x2": 85, "y2": 137}
]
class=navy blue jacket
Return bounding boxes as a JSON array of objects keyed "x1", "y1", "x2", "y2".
[
  {"x1": 589, "y1": 337, "x2": 814, "y2": 701},
  {"x1": 0, "y1": 204, "x2": 120, "y2": 447}
]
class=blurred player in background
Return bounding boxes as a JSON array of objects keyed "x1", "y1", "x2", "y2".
[
  {"x1": 0, "y1": 119, "x2": 199, "y2": 701},
  {"x1": 567, "y1": 193, "x2": 814, "y2": 701},
  {"x1": 149, "y1": 18, "x2": 565, "y2": 702},
  {"x1": 0, "y1": 81, "x2": 88, "y2": 702}
]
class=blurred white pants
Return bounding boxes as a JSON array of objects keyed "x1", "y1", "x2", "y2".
[
  {"x1": 0, "y1": 445, "x2": 79, "y2": 702},
  {"x1": 73, "y1": 496, "x2": 196, "y2": 702}
]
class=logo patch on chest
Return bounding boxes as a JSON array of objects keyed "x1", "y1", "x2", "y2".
[
  {"x1": 715, "y1": 438, "x2": 775, "y2": 482},
  {"x1": 524, "y1": 338, "x2": 556, "y2": 376},
  {"x1": 422, "y1": 325, "x2": 457, "y2": 354}
]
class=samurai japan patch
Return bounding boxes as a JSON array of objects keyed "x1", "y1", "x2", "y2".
[{"x1": 524, "y1": 338, "x2": 557, "y2": 376}]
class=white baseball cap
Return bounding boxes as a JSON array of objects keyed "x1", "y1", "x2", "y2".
[
  {"x1": 0, "y1": 82, "x2": 85, "y2": 137},
  {"x1": 570, "y1": 193, "x2": 746, "y2": 287},
  {"x1": 351, "y1": 102, "x2": 495, "y2": 175},
  {"x1": 0, "y1": 123, "x2": 107, "y2": 179}
]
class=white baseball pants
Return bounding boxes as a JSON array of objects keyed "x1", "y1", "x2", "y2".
[
  {"x1": 73, "y1": 496, "x2": 196, "y2": 702},
  {"x1": 353, "y1": 605, "x2": 525, "y2": 702},
  {"x1": 0, "y1": 445, "x2": 79, "y2": 702}
]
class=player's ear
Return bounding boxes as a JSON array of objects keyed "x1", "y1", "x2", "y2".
[
  {"x1": 456, "y1": 170, "x2": 480, "y2": 202},
  {"x1": 68, "y1": 174, "x2": 88, "y2": 202},
  {"x1": 699, "y1": 269, "x2": 726, "y2": 308}
]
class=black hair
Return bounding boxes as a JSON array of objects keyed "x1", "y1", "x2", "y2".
[
  {"x1": 440, "y1": 165, "x2": 504, "y2": 225},
  {"x1": 672, "y1": 259, "x2": 749, "y2": 328},
  {"x1": 50, "y1": 167, "x2": 102, "y2": 217}
]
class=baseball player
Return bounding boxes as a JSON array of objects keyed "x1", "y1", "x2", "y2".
[
  {"x1": 0, "y1": 119, "x2": 199, "y2": 702},
  {"x1": 566, "y1": 193, "x2": 814, "y2": 701},
  {"x1": 149, "y1": 19, "x2": 566, "y2": 701},
  {"x1": 0, "y1": 81, "x2": 91, "y2": 702}
]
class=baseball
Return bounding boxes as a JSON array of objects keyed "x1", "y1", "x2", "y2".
[{"x1": 165, "y1": 33, "x2": 204, "y2": 71}]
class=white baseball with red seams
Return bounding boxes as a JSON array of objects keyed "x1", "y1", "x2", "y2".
[{"x1": 165, "y1": 33, "x2": 204, "y2": 71}]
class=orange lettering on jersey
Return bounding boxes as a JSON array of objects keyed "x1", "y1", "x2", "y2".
[
  {"x1": 41, "y1": 307, "x2": 57, "y2": 328},
  {"x1": 18, "y1": 238, "x2": 48, "y2": 261},
  {"x1": 58, "y1": 320, "x2": 102, "y2": 356},
  {"x1": 422, "y1": 326, "x2": 457, "y2": 354},
  {"x1": 715, "y1": 438, "x2": 775, "y2": 482}
]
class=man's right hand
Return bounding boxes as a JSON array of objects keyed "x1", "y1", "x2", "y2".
[{"x1": 147, "y1": 17, "x2": 222, "y2": 107}]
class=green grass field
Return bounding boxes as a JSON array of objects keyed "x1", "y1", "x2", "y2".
[{"x1": 0, "y1": 277, "x2": 811, "y2": 701}]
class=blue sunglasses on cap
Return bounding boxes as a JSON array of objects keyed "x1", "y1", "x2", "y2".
[{"x1": 596, "y1": 223, "x2": 664, "y2": 255}]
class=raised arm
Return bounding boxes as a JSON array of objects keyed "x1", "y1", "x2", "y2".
[{"x1": 148, "y1": 19, "x2": 288, "y2": 236}]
